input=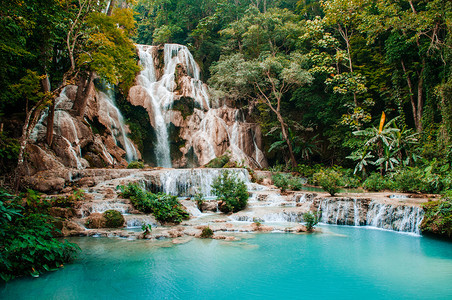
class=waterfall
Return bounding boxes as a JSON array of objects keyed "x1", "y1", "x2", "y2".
[
  {"x1": 316, "y1": 198, "x2": 423, "y2": 234},
  {"x1": 98, "y1": 89, "x2": 138, "y2": 162},
  {"x1": 366, "y1": 201, "x2": 424, "y2": 234},
  {"x1": 136, "y1": 44, "x2": 210, "y2": 167}
]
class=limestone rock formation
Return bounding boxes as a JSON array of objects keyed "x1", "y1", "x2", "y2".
[{"x1": 130, "y1": 44, "x2": 268, "y2": 168}]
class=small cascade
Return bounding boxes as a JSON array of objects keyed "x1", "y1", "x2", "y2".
[
  {"x1": 319, "y1": 199, "x2": 356, "y2": 226},
  {"x1": 230, "y1": 211, "x2": 304, "y2": 223},
  {"x1": 124, "y1": 215, "x2": 158, "y2": 229},
  {"x1": 147, "y1": 168, "x2": 250, "y2": 197},
  {"x1": 98, "y1": 89, "x2": 138, "y2": 162},
  {"x1": 80, "y1": 200, "x2": 132, "y2": 218},
  {"x1": 366, "y1": 201, "x2": 424, "y2": 234}
]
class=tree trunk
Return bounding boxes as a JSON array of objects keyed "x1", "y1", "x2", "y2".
[
  {"x1": 15, "y1": 99, "x2": 45, "y2": 192},
  {"x1": 107, "y1": 0, "x2": 115, "y2": 16},
  {"x1": 73, "y1": 72, "x2": 95, "y2": 117},
  {"x1": 42, "y1": 75, "x2": 55, "y2": 146},
  {"x1": 416, "y1": 59, "x2": 425, "y2": 132},
  {"x1": 276, "y1": 112, "x2": 297, "y2": 169},
  {"x1": 400, "y1": 59, "x2": 421, "y2": 132},
  {"x1": 46, "y1": 100, "x2": 55, "y2": 146}
]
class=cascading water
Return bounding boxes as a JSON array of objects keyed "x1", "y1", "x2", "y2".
[
  {"x1": 147, "y1": 168, "x2": 250, "y2": 197},
  {"x1": 97, "y1": 89, "x2": 138, "y2": 162},
  {"x1": 134, "y1": 43, "x2": 267, "y2": 168},
  {"x1": 366, "y1": 201, "x2": 424, "y2": 234},
  {"x1": 136, "y1": 44, "x2": 211, "y2": 167}
]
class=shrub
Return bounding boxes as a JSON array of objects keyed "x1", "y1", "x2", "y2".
[
  {"x1": 390, "y1": 168, "x2": 422, "y2": 192},
  {"x1": 212, "y1": 171, "x2": 249, "y2": 213},
  {"x1": 194, "y1": 193, "x2": 204, "y2": 211},
  {"x1": 313, "y1": 169, "x2": 342, "y2": 196},
  {"x1": 272, "y1": 173, "x2": 306, "y2": 192},
  {"x1": 272, "y1": 173, "x2": 290, "y2": 192},
  {"x1": 141, "y1": 224, "x2": 152, "y2": 238},
  {"x1": 127, "y1": 161, "x2": 145, "y2": 169},
  {"x1": 0, "y1": 189, "x2": 79, "y2": 282},
  {"x1": 200, "y1": 226, "x2": 214, "y2": 238},
  {"x1": 103, "y1": 210, "x2": 125, "y2": 228},
  {"x1": 52, "y1": 189, "x2": 85, "y2": 208},
  {"x1": 363, "y1": 173, "x2": 391, "y2": 191},
  {"x1": 118, "y1": 183, "x2": 189, "y2": 224},
  {"x1": 303, "y1": 211, "x2": 320, "y2": 231},
  {"x1": 421, "y1": 199, "x2": 452, "y2": 238}
]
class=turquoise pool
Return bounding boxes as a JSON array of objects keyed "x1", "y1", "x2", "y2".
[{"x1": 1, "y1": 226, "x2": 452, "y2": 299}]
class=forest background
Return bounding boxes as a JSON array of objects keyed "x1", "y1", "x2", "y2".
[{"x1": 0, "y1": 0, "x2": 451, "y2": 194}]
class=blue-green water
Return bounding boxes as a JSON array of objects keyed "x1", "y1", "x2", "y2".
[{"x1": 1, "y1": 226, "x2": 452, "y2": 299}]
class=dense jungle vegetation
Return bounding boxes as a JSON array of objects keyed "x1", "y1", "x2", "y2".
[{"x1": 0, "y1": 0, "x2": 451, "y2": 190}]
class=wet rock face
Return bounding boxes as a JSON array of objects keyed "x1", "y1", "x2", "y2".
[
  {"x1": 26, "y1": 83, "x2": 140, "y2": 177},
  {"x1": 130, "y1": 44, "x2": 268, "y2": 169}
]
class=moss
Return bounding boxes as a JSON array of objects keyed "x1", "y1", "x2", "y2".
[
  {"x1": 205, "y1": 154, "x2": 230, "y2": 168},
  {"x1": 171, "y1": 97, "x2": 201, "y2": 119},
  {"x1": 127, "y1": 161, "x2": 145, "y2": 169},
  {"x1": 167, "y1": 123, "x2": 185, "y2": 162},
  {"x1": 102, "y1": 210, "x2": 125, "y2": 228}
]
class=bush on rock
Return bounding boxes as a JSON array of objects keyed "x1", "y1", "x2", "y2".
[
  {"x1": 103, "y1": 210, "x2": 125, "y2": 228},
  {"x1": 212, "y1": 171, "x2": 249, "y2": 213}
]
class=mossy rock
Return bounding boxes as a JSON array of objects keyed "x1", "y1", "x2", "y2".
[
  {"x1": 103, "y1": 210, "x2": 125, "y2": 228},
  {"x1": 205, "y1": 154, "x2": 230, "y2": 168}
]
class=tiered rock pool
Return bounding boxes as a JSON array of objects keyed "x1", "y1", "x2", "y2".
[{"x1": 1, "y1": 226, "x2": 452, "y2": 299}]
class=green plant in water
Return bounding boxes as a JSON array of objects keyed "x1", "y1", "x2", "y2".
[
  {"x1": 0, "y1": 189, "x2": 79, "y2": 282},
  {"x1": 205, "y1": 154, "x2": 230, "y2": 168},
  {"x1": 141, "y1": 224, "x2": 152, "y2": 238},
  {"x1": 211, "y1": 171, "x2": 249, "y2": 213},
  {"x1": 52, "y1": 189, "x2": 85, "y2": 208},
  {"x1": 303, "y1": 211, "x2": 320, "y2": 231},
  {"x1": 200, "y1": 226, "x2": 213, "y2": 238},
  {"x1": 118, "y1": 183, "x2": 189, "y2": 224}
]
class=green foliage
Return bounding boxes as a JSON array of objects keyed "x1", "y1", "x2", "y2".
[
  {"x1": 205, "y1": 154, "x2": 230, "y2": 168},
  {"x1": 212, "y1": 171, "x2": 249, "y2": 213},
  {"x1": 0, "y1": 189, "x2": 79, "y2": 282},
  {"x1": 363, "y1": 173, "x2": 390, "y2": 191},
  {"x1": 272, "y1": 173, "x2": 306, "y2": 192},
  {"x1": 141, "y1": 224, "x2": 152, "y2": 236},
  {"x1": 421, "y1": 199, "x2": 452, "y2": 239},
  {"x1": 194, "y1": 193, "x2": 204, "y2": 211},
  {"x1": 200, "y1": 226, "x2": 214, "y2": 238},
  {"x1": 127, "y1": 161, "x2": 145, "y2": 169},
  {"x1": 102, "y1": 210, "x2": 125, "y2": 228},
  {"x1": 313, "y1": 169, "x2": 342, "y2": 196},
  {"x1": 80, "y1": 9, "x2": 141, "y2": 91},
  {"x1": 0, "y1": 133, "x2": 19, "y2": 173},
  {"x1": 303, "y1": 211, "x2": 320, "y2": 231},
  {"x1": 52, "y1": 189, "x2": 85, "y2": 208},
  {"x1": 118, "y1": 183, "x2": 189, "y2": 224}
]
